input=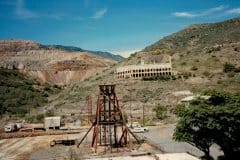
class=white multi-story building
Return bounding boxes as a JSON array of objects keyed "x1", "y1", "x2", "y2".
[{"x1": 115, "y1": 55, "x2": 174, "y2": 79}]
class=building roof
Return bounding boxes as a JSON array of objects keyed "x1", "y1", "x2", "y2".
[
  {"x1": 116, "y1": 63, "x2": 172, "y2": 72},
  {"x1": 44, "y1": 116, "x2": 61, "y2": 120}
]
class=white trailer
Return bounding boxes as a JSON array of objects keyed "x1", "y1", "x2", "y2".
[{"x1": 44, "y1": 116, "x2": 61, "y2": 130}]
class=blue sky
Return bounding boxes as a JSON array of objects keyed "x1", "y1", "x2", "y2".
[{"x1": 0, "y1": 0, "x2": 240, "y2": 57}]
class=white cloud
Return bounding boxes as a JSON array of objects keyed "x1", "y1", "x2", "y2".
[
  {"x1": 226, "y1": 8, "x2": 240, "y2": 14},
  {"x1": 91, "y1": 8, "x2": 107, "y2": 19},
  {"x1": 201, "y1": 5, "x2": 226, "y2": 15},
  {"x1": 173, "y1": 12, "x2": 196, "y2": 18},
  {"x1": 173, "y1": 5, "x2": 226, "y2": 18},
  {"x1": 15, "y1": 0, "x2": 38, "y2": 19}
]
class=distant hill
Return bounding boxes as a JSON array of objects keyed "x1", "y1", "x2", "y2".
[
  {"x1": 139, "y1": 17, "x2": 240, "y2": 76},
  {"x1": 53, "y1": 17, "x2": 240, "y2": 123},
  {"x1": 44, "y1": 45, "x2": 125, "y2": 62},
  {"x1": 143, "y1": 17, "x2": 240, "y2": 54},
  {"x1": 0, "y1": 40, "x2": 117, "y2": 85}
]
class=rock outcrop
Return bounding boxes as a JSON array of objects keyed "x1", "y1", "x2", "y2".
[{"x1": 0, "y1": 40, "x2": 116, "y2": 85}]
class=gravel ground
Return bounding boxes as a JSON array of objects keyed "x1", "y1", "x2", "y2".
[
  {"x1": 0, "y1": 124, "x2": 223, "y2": 159},
  {"x1": 0, "y1": 128, "x2": 156, "y2": 160},
  {"x1": 0, "y1": 133, "x2": 86, "y2": 160},
  {"x1": 136, "y1": 124, "x2": 223, "y2": 159}
]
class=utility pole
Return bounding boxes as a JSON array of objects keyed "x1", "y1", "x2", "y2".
[
  {"x1": 142, "y1": 104, "x2": 145, "y2": 126},
  {"x1": 130, "y1": 88, "x2": 133, "y2": 127},
  {"x1": 86, "y1": 96, "x2": 92, "y2": 124}
]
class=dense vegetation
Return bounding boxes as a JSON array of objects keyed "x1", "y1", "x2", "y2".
[
  {"x1": 0, "y1": 69, "x2": 61, "y2": 118},
  {"x1": 173, "y1": 90, "x2": 240, "y2": 160}
]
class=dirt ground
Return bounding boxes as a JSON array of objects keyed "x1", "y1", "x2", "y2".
[
  {"x1": 0, "y1": 133, "x2": 84, "y2": 160},
  {"x1": 0, "y1": 131, "x2": 158, "y2": 160}
]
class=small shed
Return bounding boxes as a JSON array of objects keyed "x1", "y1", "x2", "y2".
[{"x1": 44, "y1": 116, "x2": 61, "y2": 130}]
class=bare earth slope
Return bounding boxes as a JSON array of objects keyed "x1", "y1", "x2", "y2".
[{"x1": 0, "y1": 40, "x2": 116, "y2": 85}]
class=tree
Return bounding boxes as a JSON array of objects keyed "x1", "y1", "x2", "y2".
[
  {"x1": 173, "y1": 91, "x2": 240, "y2": 160},
  {"x1": 173, "y1": 102, "x2": 214, "y2": 159}
]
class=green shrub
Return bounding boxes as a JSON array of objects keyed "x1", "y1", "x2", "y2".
[
  {"x1": 227, "y1": 72, "x2": 235, "y2": 78},
  {"x1": 173, "y1": 104, "x2": 186, "y2": 117},
  {"x1": 46, "y1": 109, "x2": 55, "y2": 117},
  {"x1": 223, "y1": 63, "x2": 236, "y2": 72},
  {"x1": 234, "y1": 47, "x2": 240, "y2": 52},
  {"x1": 217, "y1": 80, "x2": 223, "y2": 84},
  {"x1": 123, "y1": 111, "x2": 128, "y2": 123},
  {"x1": 142, "y1": 75, "x2": 175, "y2": 81},
  {"x1": 191, "y1": 66, "x2": 198, "y2": 71},
  {"x1": 180, "y1": 62, "x2": 187, "y2": 66},
  {"x1": 178, "y1": 72, "x2": 193, "y2": 79},
  {"x1": 203, "y1": 71, "x2": 210, "y2": 77},
  {"x1": 36, "y1": 114, "x2": 45, "y2": 122},
  {"x1": 153, "y1": 105, "x2": 167, "y2": 120},
  {"x1": 234, "y1": 67, "x2": 240, "y2": 73},
  {"x1": 44, "y1": 86, "x2": 51, "y2": 91}
]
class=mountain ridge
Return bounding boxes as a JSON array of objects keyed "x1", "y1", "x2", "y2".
[
  {"x1": 43, "y1": 44, "x2": 124, "y2": 62},
  {"x1": 143, "y1": 17, "x2": 240, "y2": 55},
  {"x1": 0, "y1": 40, "x2": 117, "y2": 85}
]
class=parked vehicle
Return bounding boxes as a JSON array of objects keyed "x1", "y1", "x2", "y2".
[
  {"x1": 131, "y1": 127, "x2": 148, "y2": 133},
  {"x1": 4, "y1": 123, "x2": 18, "y2": 132},
  {"x1": 129, "y1": 122, "x2": 149, "y2": 133}
]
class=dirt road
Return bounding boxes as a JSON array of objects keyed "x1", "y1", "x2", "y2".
[{"x1": 136, "y1": 124, "x2": 223, "y2": 159}]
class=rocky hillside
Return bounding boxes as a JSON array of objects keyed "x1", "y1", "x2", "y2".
[
  {"x1": 0, "y1": 40, "x2": 117, "y2": 85},
  {"x1": 45, "y1": 45, "x2": 124, "y2": 62},
  {"x1": 0, "y1": 69, "x2": 61, "y2": 118},
  {"x1": 144, "y1": 17, "x2": 240, "y2": 54},
  {"x1": 141, "y1": 17, "x2": 240, "y2": 77},
  {"x1": 52, "y1": 17, "x2": 240, "y2": 124}
]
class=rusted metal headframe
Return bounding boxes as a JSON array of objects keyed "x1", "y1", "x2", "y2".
[{"x1": 77, "y1": 84, "x2": 139, "y2": 153}]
